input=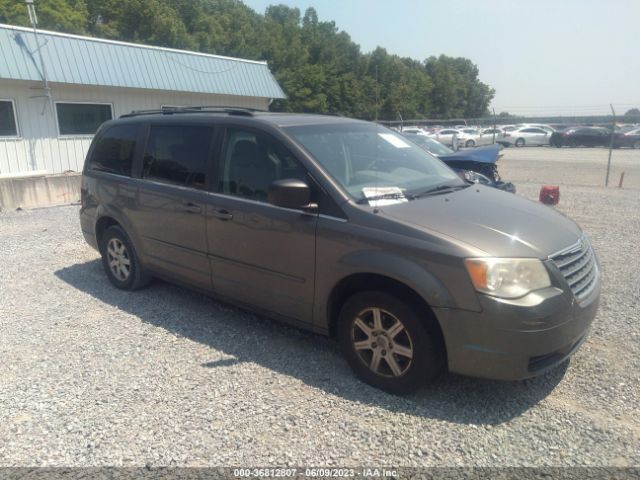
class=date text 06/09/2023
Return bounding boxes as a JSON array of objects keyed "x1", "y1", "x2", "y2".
[{"x1": 233, "y1": 468, "x2": 398, "y2": 478}]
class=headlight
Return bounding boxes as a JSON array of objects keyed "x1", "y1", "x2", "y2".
[
  {"x1": 464, "y1": 258, "x2": 551, "y2": 299},
  {"x1": 459, "y1": 169, "x2": 492, "y2": 185}
]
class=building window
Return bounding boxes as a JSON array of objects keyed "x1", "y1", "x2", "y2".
[
  {"x1": 0, "y1": 100, "x2": 19, "y2": 137},
  {"x1": 142, "y1": 125, "x2": 213, "y2": 189},
  {"x1": 56, "y1": 102, "x2": 113, "y2": 136},
  {"x1": 89, "y1": 125, "x2": 139, "y2": 176}
]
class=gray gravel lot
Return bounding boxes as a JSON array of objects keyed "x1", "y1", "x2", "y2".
[
  {"x1": 499, "y1": 146, "x2": 640, "y2": 188},
  {"x1": 0, "y1": 155, "x2": 639, "y2": 467}
]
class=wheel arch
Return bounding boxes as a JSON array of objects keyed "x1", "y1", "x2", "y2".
[
  {"x1": 95, "y1": 216, "x2": 121, "y2": 253},
  {"x1": 93, "y1": 206, "x2": 143, "y2": 259},
  {"x1": 326, "y1": 273, "x2": 446, "y2": 356}
]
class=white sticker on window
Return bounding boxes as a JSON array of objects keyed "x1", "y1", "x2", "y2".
[
  {"x1": 362, "y1": 186, "x2": 408, "y2": 206},
  {"x1": 378, "y1": 133, "x2": 411, "y2": 149}
]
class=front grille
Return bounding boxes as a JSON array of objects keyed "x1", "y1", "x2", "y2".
[{"x1": 550, "y1": 237, "x2": 598, "y2": 300}]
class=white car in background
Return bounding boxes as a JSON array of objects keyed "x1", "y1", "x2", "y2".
[
  {"x1": 400, "y1": 126, "x2": 428, "y2": 135},
  {"x1": 502, "y1": 126, "x2": 551, "y2": 147},
  {"x1": 517, "y1": 123, "x2": 556, "y2": 134},
  {"x1": 429, "y1": 128, "x2": 479, "y2": 148},
  {"x1": 481, "y1": 127, "x2": 507, "y2": 145},
  {"x1": 429, "y1": 128, "x2": 461, "y2": 147}
]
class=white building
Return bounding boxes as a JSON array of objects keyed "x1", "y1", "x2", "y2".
[{"x1": 0, "y1": 24, "x2": 286, "y2": 177}]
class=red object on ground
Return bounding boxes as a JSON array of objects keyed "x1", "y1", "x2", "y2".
[{"x1": 539, "y1": 185, "x2": 560, "y2": 205}]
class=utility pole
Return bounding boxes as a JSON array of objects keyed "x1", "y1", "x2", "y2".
[{"x1": 25, "y1": 0, "x2": 52, "y2": 115}]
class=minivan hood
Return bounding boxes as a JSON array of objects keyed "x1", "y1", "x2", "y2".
[{"x1": 380, "y1": 185, "x2": 582, "y2": 257}]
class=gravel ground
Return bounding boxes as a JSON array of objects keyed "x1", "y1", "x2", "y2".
[
  {"x1": 498, "y1": 146, "x2": 640, "y2": 188},
  {"x1": 0, "y1": 158, "x2": 639, "y2": 467}
]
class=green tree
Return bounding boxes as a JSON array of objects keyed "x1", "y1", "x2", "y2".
[
  {"x1": 0, "y1": 0, "x2": 88, "y2": 34},
  {"x1": 0, "y1": 0, "x2": 496, "y2": 121},
  {"x1": 424, "y1": 55, "x2": 494, "y2": 118}
]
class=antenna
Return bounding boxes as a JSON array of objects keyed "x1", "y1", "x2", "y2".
[{"x1": 25, "y1": 0, "x2": 52, "y2": 115}]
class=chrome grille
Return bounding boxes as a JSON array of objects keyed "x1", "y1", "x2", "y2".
[{"x1": 550, "y1": 237, "x2": 598, "y2": 300}]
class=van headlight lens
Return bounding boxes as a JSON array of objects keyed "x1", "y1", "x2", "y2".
[{"x1": 464, "y1": 258, "x2": 551, "y2": 299}]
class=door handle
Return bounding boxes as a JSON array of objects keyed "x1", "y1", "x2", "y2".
[
  {"x1": 210, "y1": 209, "x2": 233, "y2": 221},
  {"x1": 181, "y1": 203, "x2": 202, "y2": 214}
]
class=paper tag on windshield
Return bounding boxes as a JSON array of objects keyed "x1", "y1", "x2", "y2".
[
  {"x1": 378, "y1": 133, "x2": 411, "y2": 149},
  {"x1": 362, "y1": 187, "x2": 408, "y2": 207}
]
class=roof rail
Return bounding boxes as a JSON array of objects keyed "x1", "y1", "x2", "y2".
[{"x1": 120, "y1": 105, "x2": 268, "y2": 118}]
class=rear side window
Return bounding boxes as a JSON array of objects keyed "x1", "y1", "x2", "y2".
[
  {"x1": 90, "y1": 125, "x2": 138, "y2": 176},
  {"x1": 142, "y1": 125, "x2": 213, "y2": 190}
]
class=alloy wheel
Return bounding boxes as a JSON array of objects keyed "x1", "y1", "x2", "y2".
[
  {"x1": 351, "y1": 307, "x2": 414, "y2": 378},
  {"x1": 106, "y1": 238, "x2": 131, "y2": 281}
]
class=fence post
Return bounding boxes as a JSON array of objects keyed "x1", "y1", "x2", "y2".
[{"x1": 605, "y1": 104, "x2": 615, "y2": 187}]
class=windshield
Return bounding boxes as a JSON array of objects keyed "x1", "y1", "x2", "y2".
[
  {"x1": 285, "y1": 122, "x2": 463, "y2": 203},
  {"x1": 402, "y1": 133, "x2": 454, "y2": 156}
]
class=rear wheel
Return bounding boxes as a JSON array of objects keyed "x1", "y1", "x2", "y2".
[
  {"x1": 515, "y1": 138, "x2": 525, "y2": 147},
  {"x1": 338, "y1": 291, "x2": 443, "y2": 394},
  {"x1": 100, "y1": 225, "x2": 151, "y2": 290}
]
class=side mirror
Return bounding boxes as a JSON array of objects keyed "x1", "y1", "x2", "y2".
[{"x1": 268, "y1": 178, "x2": 313, "y2": 210}]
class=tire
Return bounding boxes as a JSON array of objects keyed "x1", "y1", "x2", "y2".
[
  {"x1": 515, "y1": 138, "x2": 525, "y2": 147},
  {"x1": 465, "y1": 139, "x2": 476, "y2": 148},
  {"x1": 568, "y1": 139, "x2": 578, "y2": 148},
  {"x1": 100, "y1": 225, "x2": 151, "y2": 290},
  {"x1": 633, "y1": 140, "x2": 640, "y2": 150},
  {"x1": 338, "y1": 291, "x2": 444, "y2": 394}
]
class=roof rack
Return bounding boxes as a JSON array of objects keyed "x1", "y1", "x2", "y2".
[{"x1": 120, "y1": 105, "x2": 268, "y2": 118}]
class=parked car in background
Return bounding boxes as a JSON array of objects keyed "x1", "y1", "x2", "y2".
[
  {"x1": 429, "y1": 128, "x2": 480, "y2": 148},
  {"x1": 402, "y1": 133, "x2": 515, "y2": 193},
  {"x1": 549, "y1": 124, "x2": 572, "y2": 131},
  {"x1": 429, "y1": 128, "x2": 463, "y2": 147},
  {"x1": 502, "y1": 126, "x2": 551, "y2": 147},
  {"x1": 550, "y1": 127, "x2": 612, "y2": 148},
  {"x1": 80, "y1": 108, "x2": 600, "y2": 393},
  {"x1": 613, "y1": 128, "x2": 640, "y2": 149},
  {"x1": 400, "y1": 126, "x2": 427, "y2": 135},
  {"x1": 517, "y1": 124, "x2": 555, "y2": 134},
  {"x1": 482, "y1": 127, "x2": 507, "y2": 145}
]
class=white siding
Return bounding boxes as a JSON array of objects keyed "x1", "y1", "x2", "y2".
[{"x1": 0, "y1": 79, "x2": 270, "y2": 176}]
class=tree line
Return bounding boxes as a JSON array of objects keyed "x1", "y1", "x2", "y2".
[{"x1": 1, "y1": 0, "x2": 496, "y2": 120}]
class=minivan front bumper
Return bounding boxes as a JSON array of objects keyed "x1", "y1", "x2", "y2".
[{"x1": 433, "y1": 274, "x2": 600, "y2": 381}]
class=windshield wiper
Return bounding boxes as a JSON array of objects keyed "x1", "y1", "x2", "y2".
[{"x1": 413, "y1": 183, "x2": 469, "y2": 198}]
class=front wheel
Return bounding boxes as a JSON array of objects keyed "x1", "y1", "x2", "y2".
[
  {"x1": 515, "y1": 138, "x2": 525, "y2": 147},
  {"x1": 338, "y1": 291, "x2": 444, "y2": 394},
  {"x1": 100, "y1": 225, "x2": 151, "y2": 290},
  {"x1": 633, "y1": 140, "x2": 640, "y2": 149},
  {"x1": 465, "y1": 139, "x2": 476, "y2": 148}
]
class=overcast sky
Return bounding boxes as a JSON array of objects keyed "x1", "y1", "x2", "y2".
[{"x1": 243, "y1": 0, "x2": 639, "y2": 116}]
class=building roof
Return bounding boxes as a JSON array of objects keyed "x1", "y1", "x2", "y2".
[{"x1": 0, "y1": 23, "x2": 286, "y2": 99}]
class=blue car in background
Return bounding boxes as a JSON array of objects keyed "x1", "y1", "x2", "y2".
[{"x1": 401, "y1": 133, "x2": 516, "y2": 193}]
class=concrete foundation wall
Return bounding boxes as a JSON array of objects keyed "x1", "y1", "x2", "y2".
[{"x1": 0, "y1": 173, "x2": 81, "y2": 210}]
